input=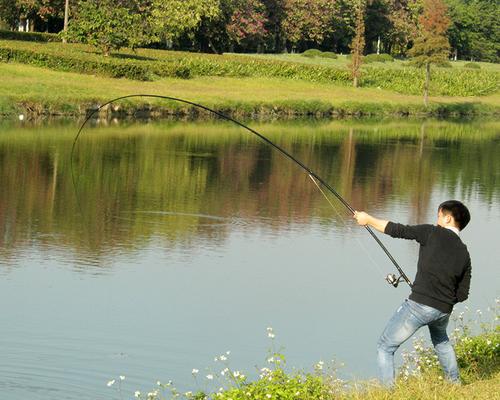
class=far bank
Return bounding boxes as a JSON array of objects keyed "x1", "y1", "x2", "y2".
[{"x1": 1, "y1": 63, "x2": 499, "y2": 119}]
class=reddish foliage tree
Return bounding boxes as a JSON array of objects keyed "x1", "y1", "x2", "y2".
[
  {"x1": 409, "y1": 0, "x2": 451, "y2": 106},
  {"x1": 227, "y1": 0, "x2": 268, "y2": 51}
]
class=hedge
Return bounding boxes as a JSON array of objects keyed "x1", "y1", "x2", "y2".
[{"x1": 0, "y1": 29, "x2": 61, "y2": 42}]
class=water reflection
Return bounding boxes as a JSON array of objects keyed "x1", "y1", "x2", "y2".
[{"x1": 0, "y1": 119, "x2": 498, "y2": 269}]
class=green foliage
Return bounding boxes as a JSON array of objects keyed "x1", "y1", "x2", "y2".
[
  {"x1": 464, "y1": 62, "x2": 480, "y2": 69},
  {"x1": 151, "y1": 0, "x2": 220, "y2": 42},
  {"x1": 364, "y1": 53, "x2": 394, "y2": 63},
  {"x1": 447, "y1": 0, "x2": 500, "y2": 63},
  {"x1": 455, "y1": 328, "x2": 500, "y2": 382},
  {"x1": 65, "y1": 0, "x2": 148, "y2": 55}
]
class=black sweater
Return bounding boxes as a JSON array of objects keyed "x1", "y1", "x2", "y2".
[{"x1": 384, "y1": 222, "x2": 471, "y2": 313}]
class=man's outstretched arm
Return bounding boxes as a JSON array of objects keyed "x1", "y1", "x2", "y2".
[
  {"x1": 353, "y1": 211, "x2": 388, "y2": 233},
  {"x1": 354, "y1": 210, "x2": 432, "y2": 245}
]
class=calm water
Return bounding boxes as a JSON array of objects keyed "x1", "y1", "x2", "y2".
[{"x1": 0, "y1": 118, "x2": 499, "y2": 399}]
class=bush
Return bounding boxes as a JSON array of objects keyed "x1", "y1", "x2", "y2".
[
  {"x1": 464, "y1": 62, "x2": 481, "y2": 69},
  {"x1": 437, "y1": 61, "x2": 453, "y2": 68},
  {"x1": 0, "y1": 29, "x2": 60, "y2": 42},
  {"x1": 364, "y1": 53, "x2": 394, "y2": 63},
  {"x1": 302, "y1": 49, "x2": 322, "y2": 58},
  {"x1": 319, "y1": 51, "x2": 338, "y2": 59}
]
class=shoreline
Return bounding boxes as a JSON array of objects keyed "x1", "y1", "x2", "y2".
[{"x1": 3, "y1": 99, "x2": 499, "y2": 120}]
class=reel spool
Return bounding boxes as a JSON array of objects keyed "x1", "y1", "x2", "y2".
[{"x1": 385, "y1": 273, "x2": 403, "y2": 288}]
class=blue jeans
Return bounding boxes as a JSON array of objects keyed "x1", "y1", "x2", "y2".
[{"x1": 377, "y1": 298, "x2": 459, "y2": 386}]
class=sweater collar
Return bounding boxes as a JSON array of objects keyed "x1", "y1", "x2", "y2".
[{"x1": 444, "y1": 226, "x2": 460, "y2": 236}]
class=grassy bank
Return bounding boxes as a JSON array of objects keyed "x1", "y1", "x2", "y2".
[
  {"x1": 108, "y1": 305, "x2": 499, "y2": 399},
  {"x1": 1, "y1": 40, "x2": 499, "y2": 97},
  {"x1": 1, "y1": 62, "x2": 499, "y2": 119}
]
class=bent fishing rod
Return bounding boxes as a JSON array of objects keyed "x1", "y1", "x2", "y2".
[{"x1": 70, "y1": 94, "x2": 412, "y2": 288}]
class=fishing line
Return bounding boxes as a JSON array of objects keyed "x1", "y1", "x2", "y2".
[
  {"x1": 308, "y1": 174, "x2": 385, "y2": 278},
  {"x1": 70, "y1": 94, "x2": 411, "y2": 288}
]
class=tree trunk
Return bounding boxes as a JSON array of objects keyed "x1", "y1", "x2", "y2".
[
  {"x1": 63, "y1": 0, "x2": 69, "y2": 43},
  {"x1": 424, "y1": 63, "x2": 430, "y2": 107},
  {"x1": 353, "y1": 75, "x2": 358, "y2": 88}
]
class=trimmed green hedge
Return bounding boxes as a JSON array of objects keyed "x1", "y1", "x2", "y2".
[
  {"x1": 0, "y1": 29, "x2": 61, "y2": 42},
  {"x1": 0, "y1": 40, "x2": 498, "y2": 96},
  {"x1": 364, "y1": 53, "x2": 394, "y2": 63},
  {"x1": 464, "y1": 62, "x2": 481, "y2": 69}
]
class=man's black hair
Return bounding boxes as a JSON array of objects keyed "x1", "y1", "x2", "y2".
[{"x1": 438, "y1": 200, "x2": 471, "y2": 231}]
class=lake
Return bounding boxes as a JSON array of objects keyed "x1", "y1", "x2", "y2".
[{"x1": 0, "y1": 117, "x2": 498, "y2": 399}]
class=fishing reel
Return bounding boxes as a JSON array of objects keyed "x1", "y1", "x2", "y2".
[{"x1": 385, "y1": 273, "x2": 404, "y2": 288}]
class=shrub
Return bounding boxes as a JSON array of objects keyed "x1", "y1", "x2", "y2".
[
  {"x1": 436, "y1": 61, "x2": 453, "y2": 68},
  {"x1": 464, "y1": 62, "x2": 481, "y2": 69},
  {"x1": 364, "y1": 53, "x2": 394, "y2": 63},
  {"x1": 319, "y1": 51, "x2": 338, "y2": 59},
  {"x1": 0, "y1": 29, "x2": 60, "y2": 42},
  {"x1": 302, "y1": 49, "x2": 322, "y2": 58}
]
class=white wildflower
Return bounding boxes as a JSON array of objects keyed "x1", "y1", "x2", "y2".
[
  {"x1": 266, "y1": 394, "x2": 272, "y2": 399},
  {"x1": 268, "y1": 332, "x2": 275, "y2": 339},
  {"x1": 107, "y1": 380, "x2": 115, "y2": 387},
  {"x1": 119, "y1": 375, "x2": 125, "y2": 381},
  {"x1": 226, "y1": 351, "x2": 231, "y2": 355},
  {"x1": 206, "y1": 374, "x2": 214, "y2": 380},
  {"x1": 220, "y1": 355, "x2": 227, "y2": 361},
  {"x1": 192, "y1": 369, "x2": 199, "y2": 374},
  {"x1": 156, "y1": 381, "x2": 161, "y2": 386},
  {"x1": 185, "y1": 391, "x2": 192, "y2": 397},
  {"x1": 134, "y1": 391, "x2": 141, "y2": 398}
]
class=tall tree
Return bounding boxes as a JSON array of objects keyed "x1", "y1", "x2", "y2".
[
  {"x1": 349, "y1": 0, "x2": 366, "y2": 88},
  {"x1": 409, "y1": 0, "x2": 451, "y2": 106},
  {"x1": 446, "y1": 0, "x2": 499, "y2": 62},
  {"x1": 227, "y1": 0, "x2": 268, "y2": 52},
  {"x1": 65, "y1": 0, "x2": 150, "y2": 55},
  {"x1": 281, "y1": 0, "x2": 336, "y2": 51},
  {"x1": 151, "y1": 0, "x2": 220, "y2": 43},
  {"x1": 0, "y1": 0, "x2": 18, "y2": 29}
]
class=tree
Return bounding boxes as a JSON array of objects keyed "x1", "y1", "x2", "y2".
[
  {"x1": 227, "y1": 0, "x2": 268, "y2": 52},
  {"x1": 386, "y1": 0, "x2": 421, "y2": 56},
  {"x1": 65, "y1": 0, "x2": 149, "y2": 55},
  {"x1": 409, "y1": 0, "x2": 451, "y2": 106},
  {"x1": 0, "y1": 0, "x2": 18, "y2": 29},
  {"x1": 281, "y1": 0, "x2": 336, "y2": 51},
  {"x1": 446, "y1": 0, "x2": 499, "y2": 62},
  {"x1": 150, "y1": 0, "x2": 220, "y2": 43},
  {"x1": 349, "y1": 0, "x2": 366, "y2": 88}
]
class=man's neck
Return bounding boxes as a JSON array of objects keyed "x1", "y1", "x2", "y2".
[{"x1": 443, "y1": 225, "x2": 460, "y2": 236}]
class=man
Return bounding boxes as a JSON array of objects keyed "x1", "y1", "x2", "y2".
[{"x1": 353, "y1": 200, "x2": 471, "y2": 386}]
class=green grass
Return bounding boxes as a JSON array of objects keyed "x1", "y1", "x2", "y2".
[
  {"x1": 1, "y1": 40, "x2": 499, "y2": 97},
  {"x1": 0, "y1": 62, "x2": 498, "y2": 118}
]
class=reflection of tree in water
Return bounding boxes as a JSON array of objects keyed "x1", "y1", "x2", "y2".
[{"x1": 0, "y1": 120, "x2": 498, "y2": 261}]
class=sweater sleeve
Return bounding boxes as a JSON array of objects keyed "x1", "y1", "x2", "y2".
[
  {"x1": 456, "y1": 257, "x2": 472, "y2": 303},
  {"x1": 384, "y1": 222, "x2": 434, "y2": 245}
]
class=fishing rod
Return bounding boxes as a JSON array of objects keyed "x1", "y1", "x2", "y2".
[{"x1": 70, "y1": 94, "x2": 412, "y2": 288}]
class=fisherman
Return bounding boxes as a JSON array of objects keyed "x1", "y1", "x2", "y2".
[{"x1": 353, "y1": 200, "x2": 471, "y2": 386}]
